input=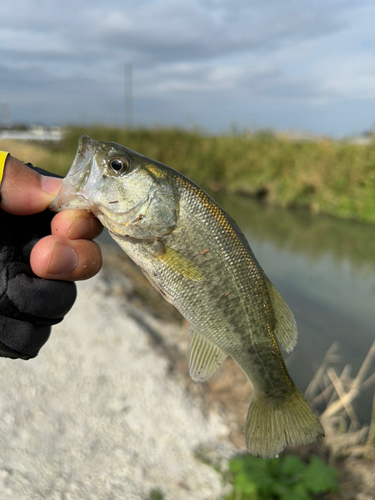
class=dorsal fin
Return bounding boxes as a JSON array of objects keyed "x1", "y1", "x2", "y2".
[
  {"x1": 189, "y1": 328, "x2": 227, "y2": 382},
  {"x1": 265, "y1": 277, "x2": 298, "y2": 353}
]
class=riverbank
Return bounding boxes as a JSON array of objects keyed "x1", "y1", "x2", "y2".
[
  {"x1": 0, "y1": 242, "x2": 373, "y2": 498},
  {"x1": 3, "y1": 126, "x2": 375, "y2": 224},
  {"x1": 0, "y1": 246, "x2": 236, "y2": 500},
  {"x1": 100, "y1": 245, "x2": 375, "y2": 500}
]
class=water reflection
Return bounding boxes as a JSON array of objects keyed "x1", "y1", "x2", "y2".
[
  {"x1": 214, "y1": 193, "x2": 375, "y2": 423},
  {"x1": 216, "y1": 193, "x2": 375, "y2": 276}
]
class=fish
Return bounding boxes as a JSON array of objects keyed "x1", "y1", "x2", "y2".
[{"x1": 50, "y1": 135, "x2": 324, "y2": 458}]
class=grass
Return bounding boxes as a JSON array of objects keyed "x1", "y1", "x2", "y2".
[{"x1": 2, "y1": 126, "x2": 375, "y2": 223}]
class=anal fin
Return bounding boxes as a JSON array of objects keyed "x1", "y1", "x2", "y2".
[{"x1": 189, "y1": 328, "x2": 227, "y2": 382}]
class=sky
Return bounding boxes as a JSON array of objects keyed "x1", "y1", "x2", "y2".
[{"x1": 1, "y1": 0, "x2": 375, "y2": 137}]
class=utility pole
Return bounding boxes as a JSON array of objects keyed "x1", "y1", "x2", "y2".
[{"x1": 125, "y1": 63, "x2": 133, "y2": 129}]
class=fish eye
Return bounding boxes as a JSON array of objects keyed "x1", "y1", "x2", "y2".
[{"x1": 109, "y1": 157, "x2": 129, "y2": 174}]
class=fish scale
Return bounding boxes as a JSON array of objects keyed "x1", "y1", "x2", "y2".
[
  {"x1": 176, "y1": 187, "x2": 293, "y2": 394},
  {"x1": 175, "y1": 178, "x2": 285, "y2": 387},
  {"x1": 50, "y1": 135, "x2": 324, "y2": 458}
]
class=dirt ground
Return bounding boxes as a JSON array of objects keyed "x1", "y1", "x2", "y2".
[{"x1": 0, "y1": 245, "x2": 239, "y2": 500}]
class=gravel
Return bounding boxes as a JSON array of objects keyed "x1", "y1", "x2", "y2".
[{"x1": 0, "y1": 271, "x2": 234, "y2": 500}]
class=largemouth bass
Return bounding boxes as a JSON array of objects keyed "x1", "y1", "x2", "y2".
[{"x1": 50, "y1": 135, "x2": 324, "y2": 458}]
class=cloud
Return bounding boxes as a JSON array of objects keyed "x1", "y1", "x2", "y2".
[
  {"x1": 2, "y1": 0, "x2": 345, "y2": 66},
  {"x1": 76, "y1": 0, "x2": 346, "y2": 65},
  {"x1": 1, "y1": 0, "x2": 375, "y2": 135}
]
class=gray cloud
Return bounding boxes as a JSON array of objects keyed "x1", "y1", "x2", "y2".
[
  {"x1": 1, "y1": 0, "x2": 374, "y2": 135},
  {"x1": 73, "y1": 0, "x2": 346, "y2": 65},
  {"x1": 2, "y1": 0, "x2": 345, "y2": 66}
]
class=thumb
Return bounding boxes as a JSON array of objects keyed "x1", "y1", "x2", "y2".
[{"x1": 0, "y1": 155, "x2": 62, "y2": 215}]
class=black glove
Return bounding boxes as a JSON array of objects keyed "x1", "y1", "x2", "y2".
[{"x1": 0, "y1": 166, "x2": 77, "y2": 359}]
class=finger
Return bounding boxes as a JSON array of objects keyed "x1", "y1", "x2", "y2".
[
  {"x1": 0, "y1": 156, "x2": 62, "y2": 215},
  {"x1": 51, "y1": 210, "x2": 103, "y2": 240},
  {"x1": 30, "y1": 236, "x2": 102, "y2": 281}
]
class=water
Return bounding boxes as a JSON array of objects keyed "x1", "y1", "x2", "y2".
[{"x1": 99, "y1": 194, "x2": 375, "y2": 424}]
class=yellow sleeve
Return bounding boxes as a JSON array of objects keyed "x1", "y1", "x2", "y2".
[{"x1": 0, "y1": 151, "x2": 10, "y2": 187}]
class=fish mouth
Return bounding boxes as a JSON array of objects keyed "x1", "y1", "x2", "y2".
[
  {"x1": 66, "y1": 135, "x2": 97, "y2": 186},
  {"x1": 49, "y1": 185, "x2": 89, "y2": 212},
  {"x1": 49, "y1": 135, "x2": 98, "y2": 212}
]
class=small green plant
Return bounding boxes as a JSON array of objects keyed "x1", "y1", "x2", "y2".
[
  {"x1": 225, "y1": 454, "x2": 338, "y2": 500},
  {"x1": 146, "y1": 488, "x2": 164, "y2": 500}
]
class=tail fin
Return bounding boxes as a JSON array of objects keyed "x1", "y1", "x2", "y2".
[{"x1": 246, "y1": 387, "x2": 324, "y2": 459}]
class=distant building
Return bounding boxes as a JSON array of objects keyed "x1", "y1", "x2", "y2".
[{"x1": 0, "y1": 125, "x2": 64, "y2": 142}]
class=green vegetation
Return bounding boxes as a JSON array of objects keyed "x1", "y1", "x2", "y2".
[
  {"x1": 146, "y1": 488, "x2": 164, "y2": 500},
  {"x1": 225, "y1": 454, "x2": 339, "y2": 500},
  {"x1": 2, "y1": 126, "x2": 375, "y2": 223}
]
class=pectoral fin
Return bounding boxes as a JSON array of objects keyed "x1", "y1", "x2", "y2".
[
  {"x1": 156, "y1": 246, "x2": 205, "y2": 282},
  {"x1": 189, "y1": 328, "x2": 227, "y2": 382},
  {"x1": 265, "y1": 277, "x2": 297, "y2": 353}
]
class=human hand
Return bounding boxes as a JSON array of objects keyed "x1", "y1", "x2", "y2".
[
  {"x1": 1, "y1": 155, "x2": 103, "y2": 280},
  {"x1": 0, "y1": 154, "x2": 103, "y2": 359}
]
